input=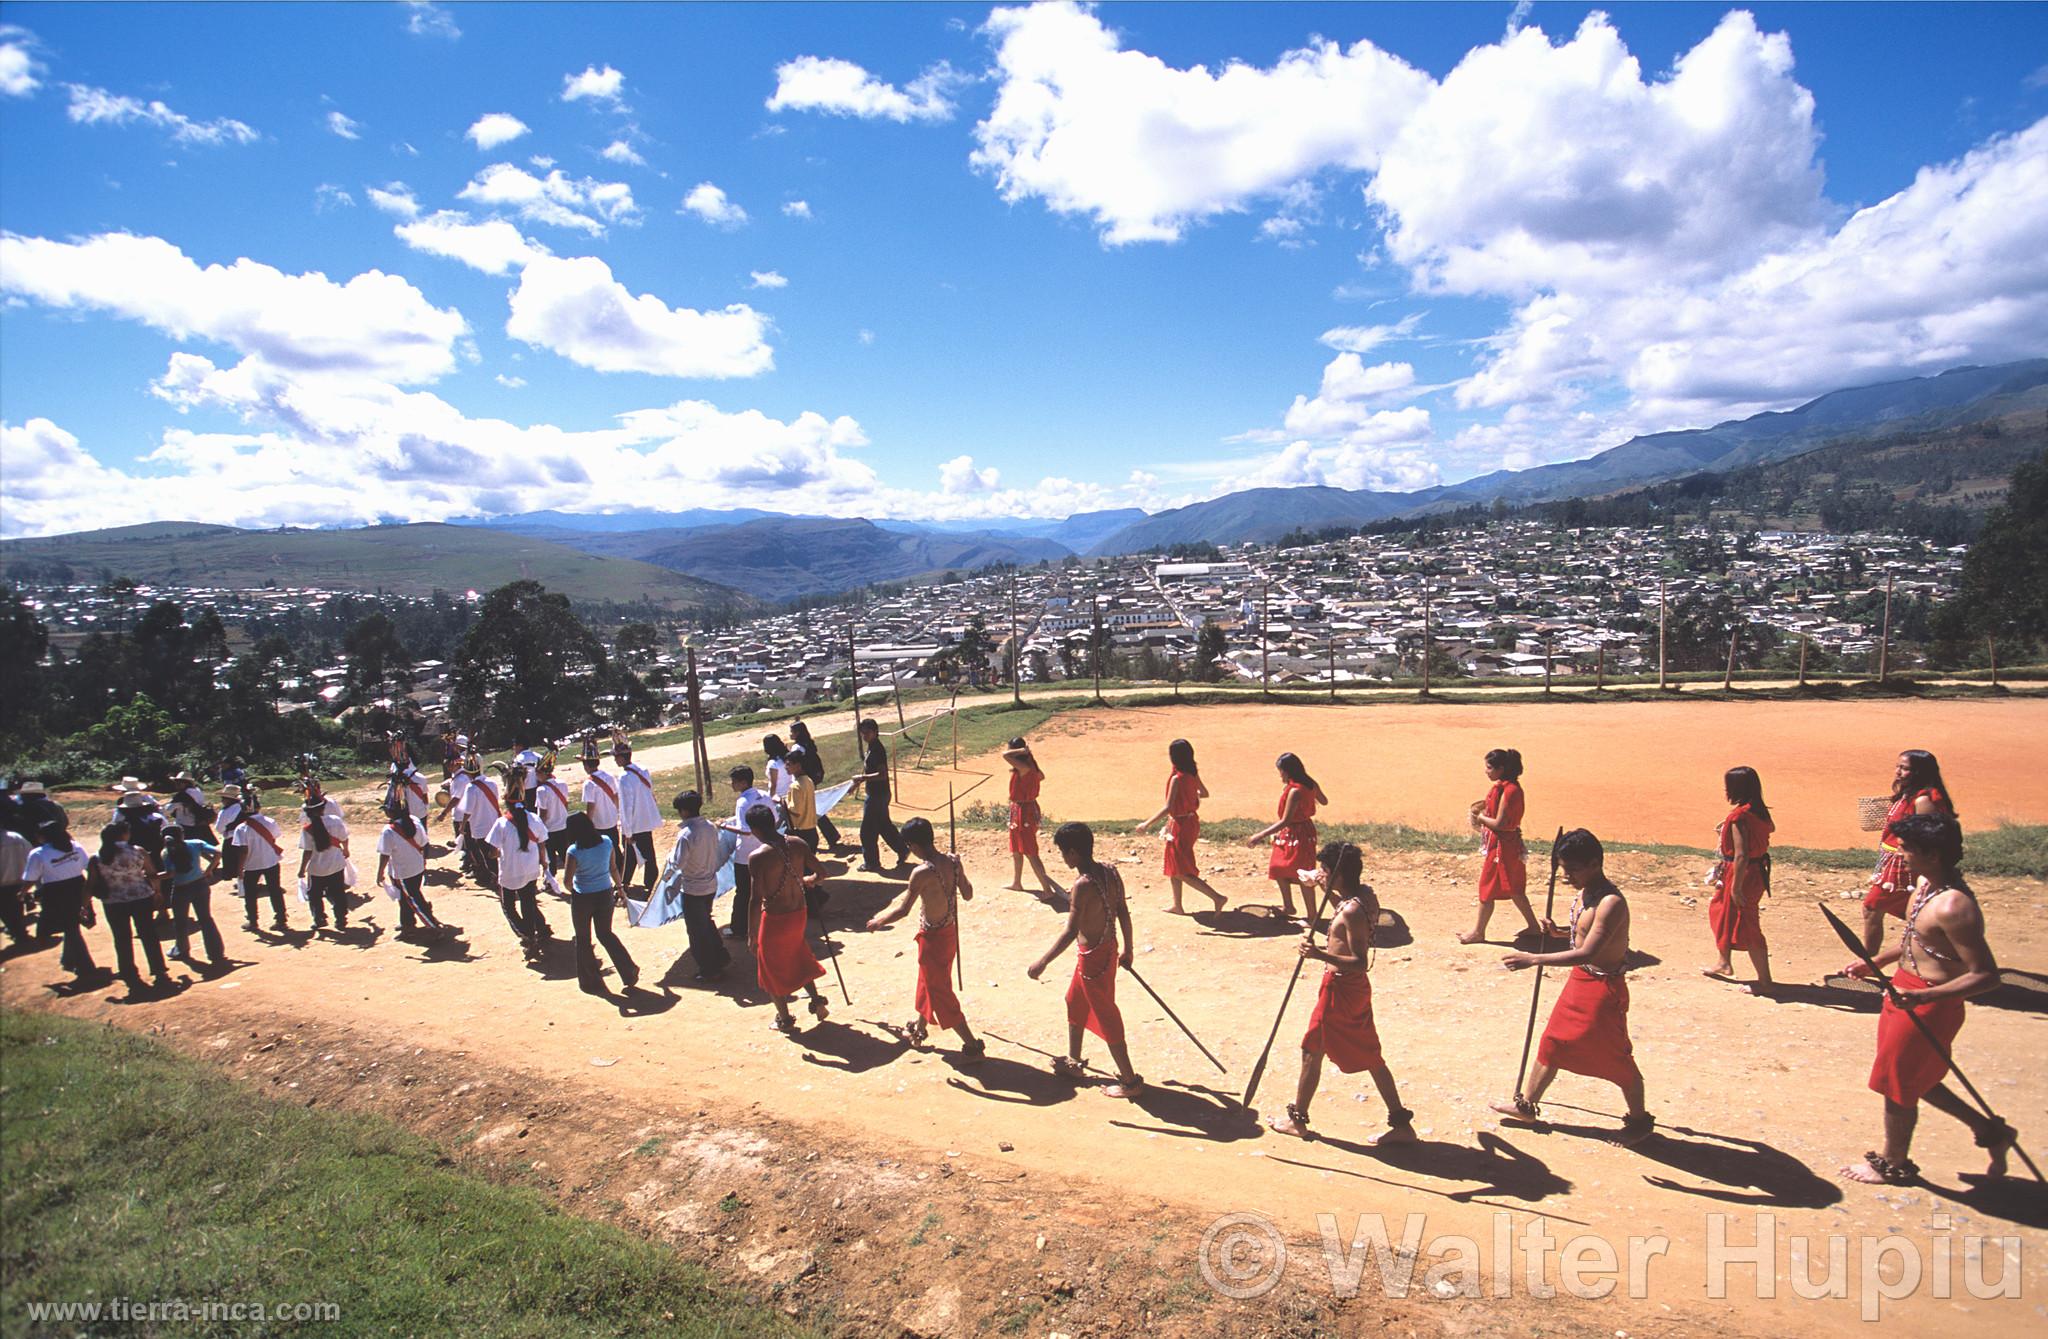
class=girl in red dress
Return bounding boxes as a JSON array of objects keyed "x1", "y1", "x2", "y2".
[
  {"x1": 1459, "y1": 749, "x2": 1538, "y2": 945},
  {"x1": 1861, "y1": 749, "x2": 1956, "y2": 955},
  {"x1": 1245, "y1": 753, "x2": 1326, "y2": 920},
  {"x1": 1135, "y1": 738, "x2": 1225, "y2": 914},
  {"x1": 1704, "y1": 765, "x2": 1775, "y2": 992},
  {"x1": 1001, "y1": 737, "x2": 1063, "y2": 898}
]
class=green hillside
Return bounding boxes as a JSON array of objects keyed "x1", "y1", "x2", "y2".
[{"x1": 0, "y1": 521, "x2": 751, "y2": 614}]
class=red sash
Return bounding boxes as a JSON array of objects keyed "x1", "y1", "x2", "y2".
[
  {"x1": 542, "y1": 780, "x2": 569, "y2": 807},
  {"x1": 403, "y1": 773, "x2": 428, "y2": 803},
  {"x1": 387, "y1": 823, "x2": 423, "y2": 854},
  {"x1": 473, "y1": 784, "x2": 502, "y2": 818},
  {"x1": 244, "y1": 819, "x2": 282, "y2": 856},
  {"x1": 589, "y1": 775, "x2": 618, "y2": 806}
]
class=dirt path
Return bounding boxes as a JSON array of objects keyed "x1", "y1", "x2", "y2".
[{"x1": 8, "y1": 701, "x2": 2046, "y2": 1336}]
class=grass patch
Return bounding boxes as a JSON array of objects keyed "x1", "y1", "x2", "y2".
[{"x1": 0, "y1": 1009, "x2": 813, "y2": 1338}]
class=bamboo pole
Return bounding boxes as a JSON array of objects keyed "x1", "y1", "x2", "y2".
[
  {"x1": 684, "y1": 646, "x2": 709, "y2": 797},
  {"x1": 1090, "y1": 592, "x2": 1104, "y2": 706},
  {"x1": 1543, "y1": 637, "x2": 1553, "y2": 695},
  {"x1": 847, "y1": 618, "x2": 862, "y2": 735},
  {"x1": 1420, "y1": 583, "x2": 1432, "y2": 698},
  {"x1": 1595, "y1": 643, "x2": 1605, "y2": 693},
  {"x1": 1988, "y1": 635, "x2": 1999, "y2": 688},
  {"x1": 1877, "y1": 570, "x2": 1894, "y2": 684}
]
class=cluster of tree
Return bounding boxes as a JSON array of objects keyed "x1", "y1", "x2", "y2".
[
  {"x1": 447, "y1": 581, "x2": 663, "y2": 746},
  {"x1": 241, "y1": 590, "x2": 476, "y2": 666},
  {"x1": 1925, "y1": 447, "x2": 2048, "y2": 667}
]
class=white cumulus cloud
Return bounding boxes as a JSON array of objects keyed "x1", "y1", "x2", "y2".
[
  {"x1": 64, "y1": 83, "x2": 259, "y2": 146},
  {"x1": 396, "y1": 211, "x2": 551, "y2": 275},
  {"x1": 505, "y1": 255, "x2": 774, "y2": 378},
  {"x1": 404, "y1": 2, "x2": 459, "y2": 40},
  {"x1": 600, "y1": 139, "x2": 645, "y2": 165},
  {"x1": 459, "y1": 162, "x2": 638, "y2": 234},
  {"x1": 766, "y1": 55, "x2": 961, "y2": 123},
  {"x1": 939, "y1": 454, "x2": 1001, "y2": 494},
  {"x1": 465, "y1": 112, "x2": 529, "y2": 150},
  {"x1": 782, "y1": 200, "x2": 812, "y2": 219},
  {"x1": 682, "y1": 182, "x2": 747, "y2": 228},
  {"x1": 326, "y1": 108, "x2": 361, "y2": 139},
  {"x1": 1, "y1": 28, "x2": 44, "y2": 98},
  {"x1": 366, "y1": 182, "x2": 421, "y2": 218},
  {"x1": 562, "y1": 64, "x2": 625, "y2": 105},
  {"x1": 748, "y1": 270, "x2": 788, "y2": 289}
]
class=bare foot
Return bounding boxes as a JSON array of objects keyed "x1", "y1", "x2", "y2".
[
  {"x1": 1487, "y1": 1098, "x2": 1540, "y2": 1125},
  {"x1": 1105, "y1": 1076, "x2": 1145, "y2": 1100},
  {"x1": 1167, "y1": 904, "x2": 1187, "y2": 915},
  {"x1": 1456, "y1": 930, "x2": 1486, "y2": 945},
  {"x1": 1003, "y1": 882, "x2": 1027, "y2": 891},
  {"x1": 1051, "y1": 1055, "x2": 1087, "y2": 1081},
  {"x1": 1701, "y1": 962, "x2": 1733, "y2": 978},
  {"x1": 1208, "y1": 890, "x2": 1227, "y2": 910},
  {"x1": 1366, "y1": 1124, "x2": 1419, "y2": 1146},
  {"x1": 1839, "y1": 1160, "x2": 1888, "y2": 1185},
  {"x1": 1267, "y1": 1111, "x2": 1310, "y2": 1138}
]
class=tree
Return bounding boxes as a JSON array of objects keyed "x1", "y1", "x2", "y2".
[
  {"x1": 84, "y1": 693, "x2": 185, "y2": 773},
  {"x1": 1192, "y1": 620, "x2": 1228, "y2": 683},
  {"x1": 0, "y1": 587, "x2": 50, "y2": 748},
  {"x1": 1942, "y1": 447, "x2": 2048, "y2": 652},
  {"x1": 343, "y1": 613, "x2": 408, "y2": 706},
  {"x1": 615, "y1": 621, "x2": 662, "y2": 661},
  {"x1": 450, "y1": 581, "x2": 610, "y2": 744}
]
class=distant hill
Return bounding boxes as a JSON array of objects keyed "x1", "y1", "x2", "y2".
[
  {"x1": 456, "y1": 506, "x2": 785, "y2": 534},
  {"x1": 1087, "y1": 358, "x2": 2048, "y2": 553},
  {"x1": 550, "y1": 516, "x2": 1073, "y2": 602},
  {"x1": 0, "y1": 522, "x2": 751, "y2": 614}
]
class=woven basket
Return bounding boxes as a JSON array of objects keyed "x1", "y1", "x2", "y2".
[{"x1": 1856, "y1": 796, "x2": 1890, "y2": 832}]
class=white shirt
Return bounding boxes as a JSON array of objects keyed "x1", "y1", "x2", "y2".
[
  {"x1": 391, "y1": 765, "x2": 431, "y2": 819},
  {"x1": 0, "y1": 829, "x2": 28, "y2": 886},
  {"x1": 375, "y1": 821, "x2": 428, "y2": 881},
  {"x1": 669, "y1": 817, "x2": 723, "y2": 897},
  {"x1": 298, "y1": 812, "x2": 351, "y2": 877},
  {"x1": 24, "y1": 840, "x2": 89, "y2": 886},
  {"x1": 535, "y1": 778, "x2": 572, "y2": 833},
  {"x1": 460, "y1": 776, "x2": 503, "y2": 833},
  {"x1": 766, "y1": 757, "x2": 793, "y2": 800},
  {"x1": 617, "y1": 761, "x2": 659, "y2": 835},
  {"x1": 448, "y1": 771, "x2": 472, "y2": 821},
  {"x1": 167, "y1": 785, "x2": 209, "y2": 828},
  {"x1": 581, "y1": 768, "x2": 620, "y2": 829},
  {"x1": 730, "y1": 786, "x2": 773, "y2": 859},
  {"x1": 218, "y1": 801, "x2": 243, "y2": 833},
  {"x1": 232, "y1": 815, "x2": 285, "y2": 872},
  {"x1": 487, "y1": 814, "x2": 548, "y2": 888}
]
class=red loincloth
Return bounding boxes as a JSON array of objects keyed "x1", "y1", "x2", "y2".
[
  {"x1": 915, "y1": 921, "x2": 965, "y2": 1030},
  {"x1": 1164, "y1": 813, "x2": 1200, "y2": 878},
  {"x1": 1477, "y1": 781, "x2": 1526, "y2": 902},
  {"x1": 1536, "y1": 967, "x2": 1641, "y2": 1089},
  {"x1": 1267, "y1": 783, "x2": 1318, "y2": 882},
  {"x1": 1869, "y1": 967, "x2": 1966, "y2": 1105},
  {"x1": 1301, "y1": 969, "x2": 1382, "y2": 1073},
  {"x1": 754, "y1": 901, "x2": 824, "y2": 998},
  {"x1": 1066, "y1": 934, "x2": 1125, "y2": 1047}
]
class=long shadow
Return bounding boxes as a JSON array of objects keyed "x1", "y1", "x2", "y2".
[
  {"x1": 817, "y1": 880, "x2": 901, "y2": 928},
  {"x1": 941, "y1": 1051, "x2": 1079, "y2": 1107},
  {"x1": 45, "y1": 968, "x2": 116, "y2": 998},
  {"x1": 1110, "y1": 1079, "x2": 1262, "y2": 1144},
  {"x1": 1982, "y1": 969, "x2": 2048, "y2": 1015},
  {"x1": 525, "y1": 936, "x2": 582, "y2": 983},
  {"x1": 0, "y1": 934, "x2": 56, "y2": 964},
  {"x1": 612, "y1": 984, "x2": 678, "y2": 1018},
  {"x1": 796, "y1": 1020, "x2": 910, "y2": 1074},
  {"x1": 401, "y1": 927, "x2": 479, "y2": 965},
  {"x1": 248, "y1": 924, "x2": 318, "y2": 952},
  {"x1": 422, "y1": 867, "x2": 464, "y2": 889},
  {"x1": 1192, "y1": 908, "x2": 1300, "y2": 940},
  {"x1": 107, "y1": 973, "x2": 192, "y2": 1006},
  {"x1": 1623, "y1": 948, "x2": 1663, "y2": 970},
  {"x1": 1757, "y1": 980, "x2": 1883, "y2": 1014},
  {"x1": 1939, "y1": 1173, "x2": 2048, "y2": 1229},
  {"x1": 1266, "y1": 1128, "x2": 1582, "y2": 1216},
  {"x1": 654, "y1": 947, "x2": 761, "y2": 1007},
  {"x1": 1535, "y1": 1111, "x2": 1841, "y2": 1209},
  {"x1": 322, "y1": 922, "x2": 386, "y2": 952}
]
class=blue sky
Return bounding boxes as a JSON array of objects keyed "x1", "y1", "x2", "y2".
[{"x1": 2, "y1": 1, "x2": 2044, "y2": 536}]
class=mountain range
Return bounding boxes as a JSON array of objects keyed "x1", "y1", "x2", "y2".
[{"x1": 8, "y1": 358, "x2": 2042, "y2": 606}]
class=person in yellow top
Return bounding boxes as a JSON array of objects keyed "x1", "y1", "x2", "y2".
[{"x1": 783, "y1": 766, "x2": 820, "y2": 850}]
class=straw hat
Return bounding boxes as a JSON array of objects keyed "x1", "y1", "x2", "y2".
[
  {"x1": 112, "y1": 776, "x2": 149, "y2": 794},
  {"x1": 116, "y1": 790, "x2": 156, "y2": 810},
  {"x1": 219, "y1": 783, "x2": 243, "y2": 800},
  {"x1": 17, "y1": 781, "x2": 47, "y2": 797}
]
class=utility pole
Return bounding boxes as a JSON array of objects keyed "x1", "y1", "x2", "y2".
[
  {"x1": 1595, "y1": 643, "x2": 1605, "y2": 693},
  {"x1": 1724, "y1": 625, "x2": 1740, "y2": 690},
  {"x1": 1543, "y1": 637, "x2": 1553, "y2": 695},
  {"x1": 1797, "y1": 634, "x2": 1809, "y2": 687},
  {"x1": 1090, "y1": 591, "x2": 1104, "y2": 706},
  {"x1": 1420, "y1": 582, "x2": 1432, "y2": 698},
  {"x1": 1327, "y1": 637, "x2": 1336, "y2": 702},
  {"x1": 847, "y1": 616, "x2": 861, "y2": 735},
  {"x1": 1658, "y1": 580, "x2": 1668, "y2": 691},
  {"x1": 1877, "y1": 570, "x2": 1894, "y2": 684},
  {"x1": 1260, "y1": 582, "x2": 1270, "y2": 699},
  {"x1": 1010, "y1": 571, "x2": 1021, "y2": 706},
  {"x1": 1988, "y1": 634, "x2": 1999, "y2": 689}
]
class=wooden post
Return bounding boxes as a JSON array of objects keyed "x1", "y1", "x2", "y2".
[
  {"x1": 684, "y1": 646, "x2": 709, "y2": 797},
  {"x1": 1327, "y1": 638, "x2": 1336, "y2": 702},
  {"x1": 1797, "y1": 634, "x2": 1809, "y2": 687},
  {"x1": 847, "y1": 618, "x2": 862, "y2": 734},
  {"x1": 1543, "y1": 637, "x2": 1553, "y2": 695},
  {"x1": 1723, "y1": 625, "x2": 1740, "y2": 690},
  {"x1": 1090, "y1": 592, "x2": 1104, "y2": 706},
  {"x1": 1877, "y1": 570, "x2": 1894, "y2": 684},
  {"x1": 952, "y1": 689, "x2": 960, "y2": 768},
  {"x1": 1658, "y1": 580, "x2": 1668, "y2": 691},
  {"x1": 1420, "y1": 583, "x2": 1432, "y2": 698},
  {"x1": 1595, "y1": 643, "x2": 1605, "y2": 693},
  {"x1": 892, "y1": 660, "x2": 907, "y2": 731},
  {"x1": 1010, "y1": 572, "x2": 1022, "y2": 707},
  {"x1": 1988, "y1": 635, "x2": 1999, "y2": 688},
  {"x1": 1259, "y1": 582, "x2": 1270, "y2": 699}
]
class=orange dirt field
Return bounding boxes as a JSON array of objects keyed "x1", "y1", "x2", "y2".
[
  {"x1": 943, "y1": 696, "x2": 2048, "y2": 849},
  {"x1": 5, "y1": 698, "x2": 2045, "y2": 1338}
]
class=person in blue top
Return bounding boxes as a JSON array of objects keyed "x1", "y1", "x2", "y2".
[
  {"x1": 562, "y1": 812, "x2": 639, "y2": 996},
  {"x1": 159, "y1": 822, "x2": 225, "y2": 971}
]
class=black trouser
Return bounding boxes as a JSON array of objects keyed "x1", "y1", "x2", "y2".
[
  {"x1": 545, "y1": 831, "x2": 570, "y2": 874},
  {"x1": 499, "y1": 880, "x2": 545, "y2": 940},
  {"x1": 394, "y1": 874, "x2": 437, "y2": 931},
  {"x1": 681, "y1": 892, "x2": 730, "y2": 977},
  {"x1": 105, "y1": 897, "x2": 168, "y2": 980},
  {"x1": 307, "y1": 871, "x2": 348, "y2": 928},
  {"x1": 465, "y1": 834, "x2": 497, "y2": 889},
  {"x1": 861, "y1": 796, "x2": 906, "y2": 867},
  {"x1": 170, "y1": 880, "x2": 225, "y2": 963},
  {"x1": 729, "y1": 865, "x2": 751, "y2": 941},
  {"x1": 241, "y1": 866, "x2": 286, "y2": 925},
  {"x1": 619, "y1": 829, "x2": 658, "y2": 891},
  {"x1": 793, "y1": 826, "x2": 819, "y2": 852},
  {"x1": 39, "y1": 877, "x2": 94, "y2": 973},
  {"x1": 571, "y1": 890, "x2": 637, "y2": 990},
  {"x1": 0, "y1": 881, "x2": 30, "y2": 942},
  {"x1": 817, "y1": 811, "x2": 842, "y2": 848}
]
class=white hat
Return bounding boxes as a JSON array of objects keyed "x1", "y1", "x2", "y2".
[
  {"x1": 455, "y1": 734, "x2": 470, "y2": 746},
  {"x1": 112, "y1": 776, "x2": 149, "y2": 793},
  {"x1": 116, "y1": 791, "x2": 156, "y2": 810}
]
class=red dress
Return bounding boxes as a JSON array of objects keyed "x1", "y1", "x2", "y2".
[
  {"x1": 1301, "y1": 969, "x2": 1382, "y2": 1073},
  {"x1": 1477, "y1": 780, "x2": 1526, "y2": 903},
  {"x1": 753, "y1": 897, "x2": 824, "y2": 999},
  {"x1": 916, "y1": 921, "x2": 965, "y2": 1031},
  {"x1": 1267, "y1": 783, "x2": 1318, "y2": 882},
  {"x1": 1865, "y1": 788, "x2": 1951, "y2": 917},
  {"x1": 1709, "y1": 803, "x2": 1773, "y2": 954},
  {"x1": 1869, "y1": 967, "x2": 1966, "y2": 1104},
  {"x1": 1066, "y1": 929, "x2": 1126, "y2": 1046},
  {"x1": 1162, "y1": 770, "x2": 1201, "y2": 879},
  {"x1": 1537, "y1": 967, "x2": 1641, "y2": 1089},
  {"x1": 1007, "y1": 767, "x2": 1042, "y2": 857}
]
